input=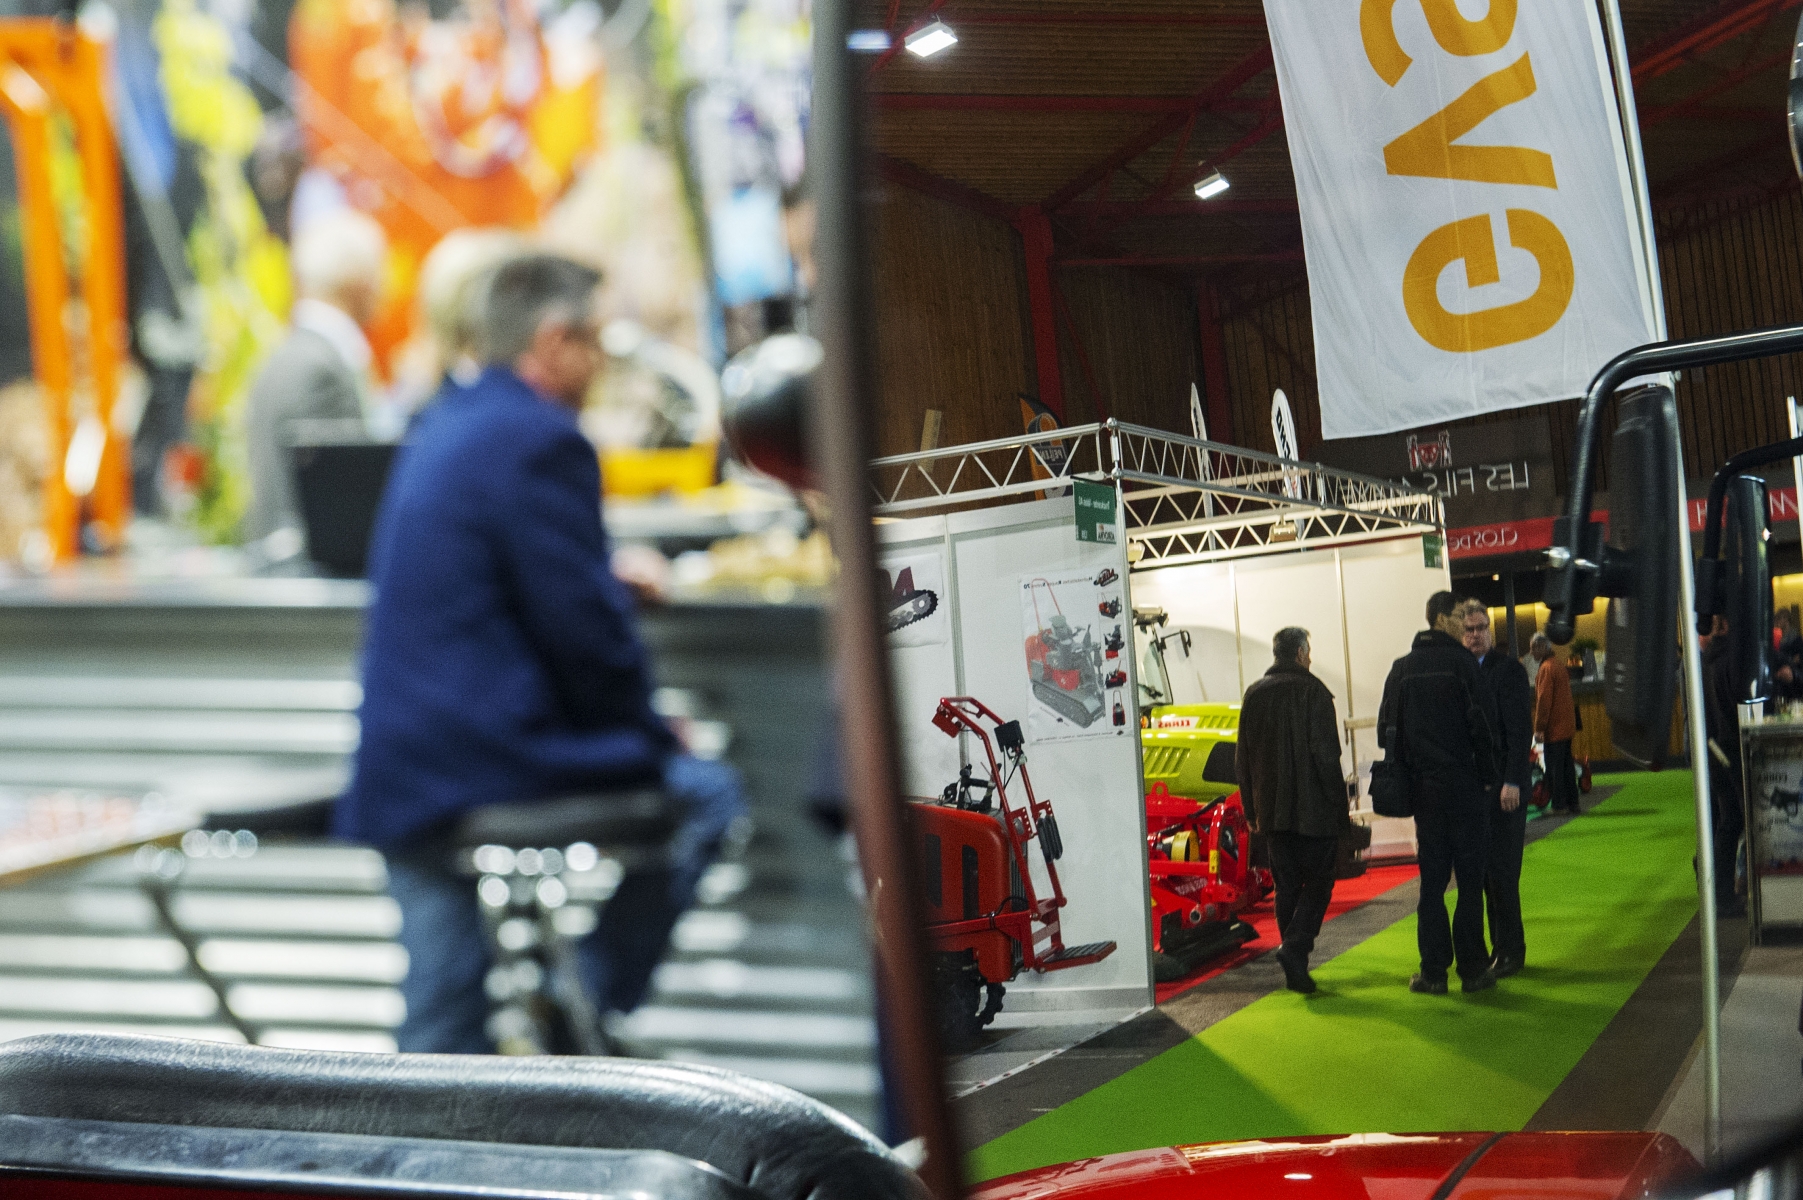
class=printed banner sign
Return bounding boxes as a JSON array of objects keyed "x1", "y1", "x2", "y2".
[
  {"x1": 1264, "y1": 0, "x2": 1656, "y2": 438},
  {"x1": 1021, "y1": 572, "x2": 1131, "y2": 743},
  {"x1": 1073, "y1": 479, "x2": 1117, "y2": 544}
]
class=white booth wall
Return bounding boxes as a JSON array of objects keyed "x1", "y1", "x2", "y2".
[
  {"x1": 878, "y1": 498, "x2": 1153, "y2": 1019},
  {"x1": 1129, "y1": 535, "x2": 1451, "y2": 859}
]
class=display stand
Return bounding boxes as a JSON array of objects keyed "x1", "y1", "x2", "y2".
[
  {"x1": 873, "y1": 420, "x2": 1446, "y2": 864},
  {"x1": 1739, "y1": 715, "x2": 1803, "y2": 942}
]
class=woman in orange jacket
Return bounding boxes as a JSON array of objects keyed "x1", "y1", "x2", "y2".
[{"x1": 1531, "y1": 633, "x2": 1580, "y2": 814}]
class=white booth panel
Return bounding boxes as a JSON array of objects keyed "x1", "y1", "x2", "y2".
[
  {"x1": 876, "y1": 520, "x2": 963, "y2": 800},
  {"x1": 1230, "y1": 549, "x2": 1351, "y2": 709},
  {"x1": 948, "y1": 500, "x2": 1149, "y2": 1011},
  {"x1": 1128, "y1": 563, "x2": 1246, "y2": 702}
]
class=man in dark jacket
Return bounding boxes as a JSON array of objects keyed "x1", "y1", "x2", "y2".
[
  {"x1": 339, "y1": 254, "x2": 747, "y2": 1052},
  {"x1": 1237, "y1": 626, "x2": 1347, "y2": 994},
  {"x1": 1458, "y1": 600, "x2": 1532, "y2": 977},
  {"x1": 1379, "y1": 591, "x2": 1501, "y2": 995}
]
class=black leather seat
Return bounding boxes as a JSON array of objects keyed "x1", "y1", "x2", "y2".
[
  {"x1": 0, "y1": 1034, "x2": 926, "y2": 1200},
  {"x1": 450, "y1": 789, "x2": 680, "y2": 854}
]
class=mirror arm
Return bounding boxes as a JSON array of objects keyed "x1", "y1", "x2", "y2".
[{"x1": 1547, "y1": 323, "x2": 1803, "y2": 643}]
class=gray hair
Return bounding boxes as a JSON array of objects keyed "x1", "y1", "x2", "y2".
[
  {"x1": 1273, "y1": 626, "x2": 1310, "y2": 663},
  {"x1": 1529, "y1": 632, "x2": 1551, "y2": 659},
  {"x1": 418, "y1": 228, "x2": 528, "y2": 361},
  {"x1": 474, "y1": 254, "x2": 603, "y2": 365},
  {"x1": 290, "y1": 209, "x2": 386, "y2": 300}
]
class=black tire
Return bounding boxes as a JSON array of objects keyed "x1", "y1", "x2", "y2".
[{"x1": 934, "y1": 956, "x2": 1006, "y2": 1052}]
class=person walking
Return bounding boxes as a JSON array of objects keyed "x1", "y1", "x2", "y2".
[
  {"x1": 1237, "y1": 626, "x2": 1348, "y2": 995},
  {"x1": 1459, "y1": 601, "x2": 1532, "y2": 977},
  {"x1": 1531, "y1": 634, "x2": 1580, "y2": 814},
  {"x1": 1380, "y1": 591, "x2": 1501, "y2": 995},
  {"x1": 337, "y1": 254, "x2": 747, "y2": 1052}
]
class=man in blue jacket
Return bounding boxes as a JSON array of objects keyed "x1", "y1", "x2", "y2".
[{"x1": 337, "y1": 253, "x2": 746, "y2": 1052}]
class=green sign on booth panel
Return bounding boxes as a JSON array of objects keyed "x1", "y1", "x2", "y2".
[
  {"x1": 1422, "y1": 533, "x2": 1444, "y2": 569},
  {"x1": 1074, "y1": 479, "x2": 1117, "y2": 544}
]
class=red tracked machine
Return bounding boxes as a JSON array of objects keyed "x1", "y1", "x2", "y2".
[
  {"x1": 1145, "y1": 782, "x2": 1271, "y2": 982},
  {"x1": 913, "y1": 696, "x2": 1117, "y2": 1049}
]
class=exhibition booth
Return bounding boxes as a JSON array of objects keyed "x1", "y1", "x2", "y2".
[{"x1": 871, "y1": 419, "x2": 1447, "y2": 1036}]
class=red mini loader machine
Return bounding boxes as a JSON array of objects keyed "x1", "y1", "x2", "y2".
[
  {"x1": 912, "y1": 696, "x2": 1117, "y2": 1049},
  {"x1": 1144, "y1": 782, "x2": 1271, "y2": 981}
]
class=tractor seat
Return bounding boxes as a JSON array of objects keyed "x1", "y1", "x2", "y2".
[
  {"x1": 0, "y1": 1033, "x2": 926, "y2": 1200},
  {"x1": 449, "y1": 789, "x2": 680, "y2": 859}
]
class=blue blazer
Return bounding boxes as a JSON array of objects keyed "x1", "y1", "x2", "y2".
[{"x1": 337, "y1": 367, "x2": 675, "y2": 852}]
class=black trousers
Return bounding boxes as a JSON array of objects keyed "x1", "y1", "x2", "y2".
[
  {"x1": 1485, "y1": 794, "x2": 1526, "y2": 962},
  {"x1": 1544, "y1": 739, "x2": 1579, "y2": 812},
  {"x1": 1710, "y1": 767, "x2": 1745, "y2": 903},
  {"x1": 1414, "y1": 787, "x2": 1491, "y2": 982},
  {"x1": 1269, "y1": 830, "x2": 1339, "y2": 958}
]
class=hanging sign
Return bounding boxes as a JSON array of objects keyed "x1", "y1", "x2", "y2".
[
  {"x1": 1073, "y1": 479, "x2": 1117, "y2": 544},
  {"x1": 1271, "y1": 388, "x2": 1303, "y2": 499},
  {"x1": 1263, "y1": 0, "x2": 1656, "y2": 438}
]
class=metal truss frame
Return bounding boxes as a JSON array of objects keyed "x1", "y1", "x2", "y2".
[{"x1": 870, "y1": 419, "x2": 1442, "y2": 568}]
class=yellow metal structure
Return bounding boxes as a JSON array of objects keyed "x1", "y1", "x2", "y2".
[{"x1": 0, "y1": 20, "x2": 130, "y2": 560}]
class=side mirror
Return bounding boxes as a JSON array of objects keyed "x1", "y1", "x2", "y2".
[
  {"x1": 1726, "y1": 474, "x2": 1775, "y2": 705},
  {"x1": 719, "y1": 333, "x2": 824, "y2": 491},
  {"x1": 1790, "y1": 6, "x2": 1803, "y2": 179},
  {"x1": 1601, "y1": 386, "x2": 1681, "y2": 769}
]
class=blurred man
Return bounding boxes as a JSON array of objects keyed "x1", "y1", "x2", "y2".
[
  {"x1": 1380, "y1": 591, "x2": 1500, "y2": 995},
  {"x1": 1237, "y1": 626, "x2": 1348, "y2": 995},
  {"x1": 1459, "y1": 601, "x2": 1532, "y2": 977},
  {"x1": 339, "y1": 253, "x2": 747, "y2": 1052},
  {"x1": 242, "y1": 209, "x2": 387, "y2": 551},
  {"x1": 1530, "y1": 634, "x2": 1579, "y2": 815}
]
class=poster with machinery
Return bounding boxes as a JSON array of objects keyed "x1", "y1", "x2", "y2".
[{"x1": 1020, "y1": 569, "x2": 1130, "y2": 742}]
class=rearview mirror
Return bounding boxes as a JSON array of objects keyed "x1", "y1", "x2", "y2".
[
  {"x1": 1600, "y1": 386, "x2": 1680, "y2": 769},
  {"x1": 1725, "y1": 473, "x2": 1775, "y2": 706}
]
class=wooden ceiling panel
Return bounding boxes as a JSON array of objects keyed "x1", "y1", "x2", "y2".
[{"x1": 864, "y1": 0, "x2": 1802, "y2": 265}]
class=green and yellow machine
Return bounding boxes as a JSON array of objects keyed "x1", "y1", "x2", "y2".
[{"x1": 1134, "y1": 607, "x2": 1240, "y2": 802}]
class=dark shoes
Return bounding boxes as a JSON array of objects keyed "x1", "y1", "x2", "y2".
[
  {"x1": 1275, "y1": 946, "x2": 1318, "y2": 994},
  {"x1": 1411, "y1": 968, "x2": 1499, "y2": 993},
  {"x1": 1491, "y1": 954, "x2": 1523, "y2": 979}
]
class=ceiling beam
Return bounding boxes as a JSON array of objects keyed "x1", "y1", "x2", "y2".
[
  {"x1": 1631, "y1": 0, "x2": 1800, "y2": 82},
  {"x1": 1054, "y1": 252, "x2": 1304, "y2": 267},
  {"x1": 872, "y1": 152, "x2": 1015, "y2": 225},
  {"x1": 1063, "y1": 198, "x2": 1299, "y2": 217},
  {"x1": 951, "y1": 12, "x2": 1263, "y2": 26},
  {"x1": 1640, "y1": 47, "x2": 1791, "y2": 124},
  {"x1": 1041, "y1": 44, "x2": 1275, "y2": 212},
  {"x1": 871, "y1": 94, "x2": 1232, "y2": 113}
]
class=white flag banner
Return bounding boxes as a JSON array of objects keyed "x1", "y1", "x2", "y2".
[{"x1": 1265, "y1": 0, "x2": 1657, "y2": 439}]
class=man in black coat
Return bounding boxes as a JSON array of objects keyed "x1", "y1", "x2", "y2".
[
  {"x1": 1458, "y1": 600, "x2": 1532, "y2": 977},
  {"x1": 1237, "y1": 626, "x2": 1348, "y2": 994},
  {"x1": 1379, "y1": 591, "x2": 1501, "y2": 995}
]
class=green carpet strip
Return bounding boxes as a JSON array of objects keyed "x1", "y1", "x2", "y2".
[{"x1": 968, "y1": 771, "x2": 1701, "y2": 1182}]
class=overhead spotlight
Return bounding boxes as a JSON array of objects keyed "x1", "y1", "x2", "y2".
[
  {"x1": 847, "y1": 29, "x2": 891, "y2": 52},
  {"x1": 905, "y1": 19, "x2": 958, "y2": 58},
  {"x1": 1194, "y1": 171, "x2": 1230, "y2": 201}
]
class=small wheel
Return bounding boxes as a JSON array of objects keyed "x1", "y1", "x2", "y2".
[{"x1": 935, "y1": 956, "x2": 1004, "y2": 1052}]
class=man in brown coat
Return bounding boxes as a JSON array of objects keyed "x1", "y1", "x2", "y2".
[
  {"x1": 1237, "y1": 626, "x2": 1348, "y2": 995},
  {"x1": 1531, "y1": 633, "x2": 1580, "y2": 814}
]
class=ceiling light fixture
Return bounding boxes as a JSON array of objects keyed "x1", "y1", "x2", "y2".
[
  {"x1": 847, "y1": 29, "x2": 891, "y2": 51},
  {"x1": 1194, "y1": 171, "x2": 1230, "y2": 200},
  {"x1": 905, "y1": 19, "x2": 958, "y2": 58}
]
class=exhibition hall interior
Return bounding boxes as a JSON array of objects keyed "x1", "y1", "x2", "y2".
[{"x1": 2, "y1": 0, "x2": 1803, "y2": 1198}]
